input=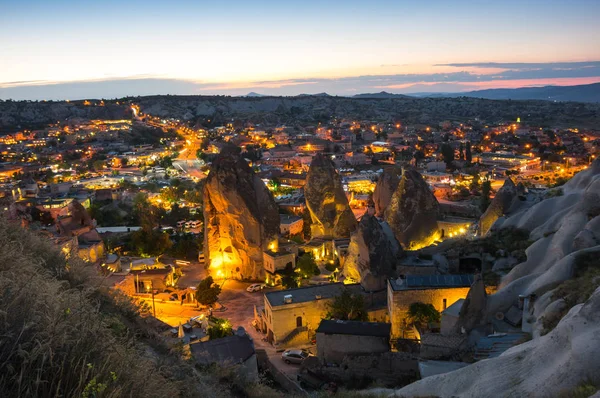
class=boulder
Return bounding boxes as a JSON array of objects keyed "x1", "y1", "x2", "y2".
[
  {"x1": 372, "y1": 168, "x2": 401, "y2": 217},
  {"x1": 384, "y1": 168, "x2": 440, "y2": 250},
  {"x1": 479, "y1": 178, "x2": 519, "y2": 236},
  {"x1": 203, "y1": 145, "x2": 280, "y2": 280},
  {"x1": 304, "y1": 153, "x2": 357, "y2": 238},
  {"x1": 343, "y1": 214, "x2": 402, "y2": 291},
  {"x1": 452, "y1": 274, "x2": 487, "y2": 334}
]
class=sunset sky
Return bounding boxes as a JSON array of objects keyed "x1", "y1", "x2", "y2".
[{"x1": 1, "y1": 0, "x2": 599, "y2": 99}]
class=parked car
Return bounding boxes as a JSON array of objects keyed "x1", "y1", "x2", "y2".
[
  {"x1": 246, "y1": 283, "x2": 265, "y2": 292},
  {"x1": 281, "y1": 349, "x2": 310, "y2": 364}
]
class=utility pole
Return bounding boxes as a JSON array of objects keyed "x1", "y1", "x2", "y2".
[{"x1": 151, "y1": 280, "x2": 156, "y2": 318}]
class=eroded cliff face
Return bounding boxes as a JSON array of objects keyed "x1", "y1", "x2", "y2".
[
  {"x1": 384, "y1": 168, "x2": 440, "y2": 250},
  {"x1": 343, "y1": 214, "x2": 402, "y2": 291},
  {"x1": 372, "y1": 168, "x2": 401, "y2": 218},
  {"x1": 479, "y1": 178, "x2": 520, "y2": 236},
  {"x1": 304, "y1": 154, "x2": 357, "y2": 238},
  {"x1": 203, "y1": 146, "x2": 279, "y2": 280}
]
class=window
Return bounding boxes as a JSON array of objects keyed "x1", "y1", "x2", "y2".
[{"x1": 443, "y1": 298, "x2": 447, "y2": 310}]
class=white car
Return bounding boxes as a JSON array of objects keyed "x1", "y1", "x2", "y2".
[
  {"x1": 282, "y1": 349, "x2": 310, "y2": 364},
  {"x1": 246, "y1": 283, "x2": 265, "y2": 292}
]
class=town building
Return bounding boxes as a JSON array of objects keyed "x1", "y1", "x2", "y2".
[
  {"x1": 189, "y1": 329, "x2": 258, "y2": 382},
  {"x1": 316, "y1": 319, "x2": 391, "y2": 363},
  {"x1": 279, "y1": 214, "x2": 303, "y2": 236},
  {"x1": 387, "y1": 275, "x2": 474, "y2": 339},
  {"x1": 258, "y1": 283, "x2": 361, "y2": 346}
]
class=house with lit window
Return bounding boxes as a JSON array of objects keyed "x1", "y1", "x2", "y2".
[{"x1": 257, "y1": 283, "x2": 362, "y2": 346}]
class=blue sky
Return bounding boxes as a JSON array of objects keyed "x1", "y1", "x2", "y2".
[{"x1": 1, "y1": 0, "x2": 599, "y2": 99}]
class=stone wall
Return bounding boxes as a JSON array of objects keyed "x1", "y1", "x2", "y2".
[
  {"x1": 316, "y1": 333, "x2": 390, "y2": 364},
  {"x1": 265, "y1": 298, "x2": 333, "y2": 344},
  {"x1": 306, "y1": 352, "x2": 419, "y2": 389},
  {"x1": 388, "y1": 286, "x2": 471, "y2": 338}
]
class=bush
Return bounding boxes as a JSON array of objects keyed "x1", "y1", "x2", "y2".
[
  {"x1": 195, "y1": 276, "x2": 222, "y2": 306},
  {"x1": 407, "y1": 302, "x2": 440, "y2": 327}
]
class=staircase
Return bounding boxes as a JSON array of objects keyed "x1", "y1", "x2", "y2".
[{"x1": 279, "y1": 326, "x2": 308, "y2": 346}]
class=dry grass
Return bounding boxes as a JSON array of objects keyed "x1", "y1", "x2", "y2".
[{"x1": 0, "y1": 218, "x2": 275, "y2": 398}]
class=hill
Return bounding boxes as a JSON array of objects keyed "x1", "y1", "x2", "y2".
[
  {"x1": 0, "y1": 218, "x2": 278, "y2": 397},
  {"x1": 3, "y1": 95, "x2": 600, "y2": 132},
  {"x1": 352, "y1": 91, "x2": 412, "y2": 99},
  {"x1": 431, "y1": 83, "x2": 600, "y2": 103}
]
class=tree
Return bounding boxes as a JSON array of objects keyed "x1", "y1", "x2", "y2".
[
  {"x1": 296, "y1": 253, "x2": 319, "y2": 278},
  {"x1": 277, "y1": 263, "x2": 299, "y2": 289},
  {"x1": 195, "y1": 276, "x2": 221, "y2": 306},
  {"x1": 465, "y1": 141, "x2": 472, "y2": 163},
  {"x1": 207, "y1": 317, "x2": 232, "y2": 340},
  {"x1": 407, "y1": 302, "x2": 440, "y2": 329},
  {"x1": 327, "y1": 288, "x2": 368, "y2": 321},
  {"x1": 440, "y1": 143, "x2": 454, "y2": 167},
  {"x1": 480, "y1": 180, "x2": 492, "y2": 212},
  {"x1": 302, "y1": 207, "x2": 312, "y2": 240}
]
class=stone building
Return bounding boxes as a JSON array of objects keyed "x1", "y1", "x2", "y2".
[
  {"x1": 316, "y1": 319, "x2": 391, "y2": 364},
  {"x1": 258, "y1": 283, "x2": 361, "y2": 346},
  {"x1": 387, "y1": 275, "x2": 474, "y2": 339}
]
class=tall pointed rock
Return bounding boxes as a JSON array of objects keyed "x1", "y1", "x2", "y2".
[
  {"x1": 479, "y1": 178, "x2": 519, "y2": 236},
  {"x1": 304, "y1": 153, "x2": 357, "y2": 238},
  {"x1": 203, "y1": 145, "x2": 279, "y2": 280},
  {"x1": 372, "y1": 167, "x2": 402, "y2": 217},
  {"x1": 384, "y1": 168, "x2": 440, "y2": 250}
]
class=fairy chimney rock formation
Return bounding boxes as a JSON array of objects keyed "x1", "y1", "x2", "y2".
[
  {"x1": 343, "y1": 214, "x2": 402, "y2": 291},
  {"x1": 479, "y1": 178, "x2": 518, "y2": 236},
  {"x1": 203, "y1": 145, "x2": 280, "y2": 280},
  {"x1": 384, "y1": 168, "x2": 440, "y2": 250},
  {"x1": 304, "y1": 153, "x2": 357, "y2": 238},
  {"x1": 372, "y1": 167, "x2": 402, "y2": 217}
]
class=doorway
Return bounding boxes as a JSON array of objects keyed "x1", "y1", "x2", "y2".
[{"x1": 296, "y1": 316, "x2": 303, "y2": 327}]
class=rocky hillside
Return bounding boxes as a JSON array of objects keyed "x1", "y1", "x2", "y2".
[
  {"x1": 3, "y1": 95, "x2": 600, "y2": 131},
  {"x1": 0, "y1": 217, "x2": 270, "y2": 398},
  {"x1": 392, "y1": 159, "x2": 600, "y2": 397}
]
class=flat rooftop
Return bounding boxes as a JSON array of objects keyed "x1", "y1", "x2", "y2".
[
  {"x1": 316, "y1": 319, "x2": 390, "y2": 338},
  {"x1": 389, "y1": 275, "x2": 474, "y2": 291},
  {"x1": 265, "y1": 283, "x2": 361, "y2": 307}
]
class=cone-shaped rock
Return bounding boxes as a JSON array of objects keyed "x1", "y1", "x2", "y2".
[
  {"x1": 451, "y1": 274, "x2": 487, "y2": 334},
  {"x1": 343, "y1": 214, "x2": 402, "y2": 291},
  {"x1": 384, "y1": 168, "x2": 440, "y2": 250},
  {"x1": 372, "y1": 167, "x2": 402, "y2": 217},
  {"x1": 203, "y1": 145, "x2": 280, "y2": 280},
  {"x1": 304, "y1": 153, "x2": 357, "y2": 238},
  {"x1": 479, "y1": 178, "x2": 518, "y2": 236}
]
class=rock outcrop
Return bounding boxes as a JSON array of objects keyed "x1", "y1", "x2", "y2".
[
  {"x1": 343, "y1": 214, "x2": 402, "y2": 291},
  {"x1": 203, "y1": 145, "x2": 280, "y2": 280},
  {"x1": 304, "y1": 154, "x2": 357, "y2": 238},
  {"x1": 452, "y1": 274, "x2": 487, "y2": 334},
  {"x1": 372, "y1": 168, "x2": 401, "y2": 217},
  {"x1": 384, "y1": 160, "x2": 600, "y2": 397},
  {"x1": 384, "y1": 168, "x2": 440, "y2": 250},
  {"x1": 478, "y1": 178, "x2": 520, "y2": 236},
  {"x1": 393, "y1": 286, "x2": 600, "y2": 398}
]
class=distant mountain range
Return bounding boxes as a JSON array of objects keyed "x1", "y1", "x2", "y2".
[
  {"x1": 414, "y1": 83, "x2": 600, "y2": 103},
  {"x1": 244, "y1": 84, "x2": 600, "y2": 103},
  {"x1": 352, "y1": 91, "x2": 412, "y2": 99}
]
